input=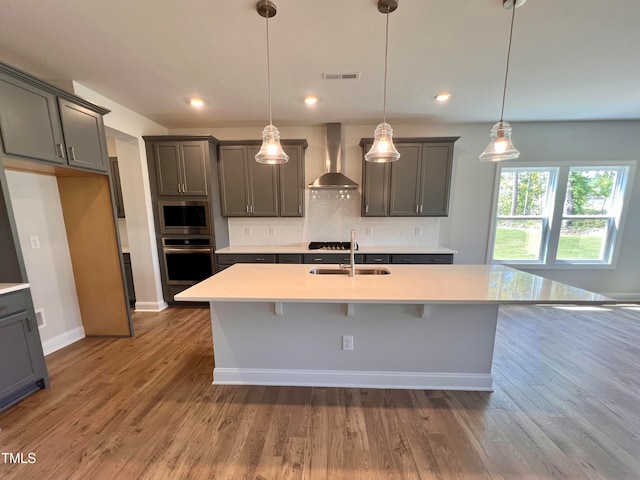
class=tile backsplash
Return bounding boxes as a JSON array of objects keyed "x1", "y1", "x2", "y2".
[{"x1": 228, "y1": 190, "x2": 440, "y2": 247}]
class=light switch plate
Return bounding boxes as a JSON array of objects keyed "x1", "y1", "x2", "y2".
[{"x1": 30, "y1": 235, "x2": 41, "y2": 249}]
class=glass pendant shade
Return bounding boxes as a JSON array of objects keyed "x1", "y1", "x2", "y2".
[
  {"x1": 365, "y1": 122, "x2": 401, "y2": 163},
  {"x1": 255, "y1": 124, "x2": 289, "y2": 164},
  {"x1": 479, "y1": 121, "x2": 520, "y2": 162}
]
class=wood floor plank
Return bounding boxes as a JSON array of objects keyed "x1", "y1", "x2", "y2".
[{"x1": 1, "y1": 305, "x2": 639, "y2": 479}]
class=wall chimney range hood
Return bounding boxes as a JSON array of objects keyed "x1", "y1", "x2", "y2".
[{"x1": 308, "y1": 123, "x2": 359, "y2": 189}]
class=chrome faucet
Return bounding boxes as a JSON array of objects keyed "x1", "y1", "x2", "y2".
[{"x1": 349, "y1": 229, "x2": 356, "y2": 277}]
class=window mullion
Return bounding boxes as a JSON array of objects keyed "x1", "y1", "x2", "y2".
[{"x1": 546, "y1": 166, "x2": 568, "y2": 265}]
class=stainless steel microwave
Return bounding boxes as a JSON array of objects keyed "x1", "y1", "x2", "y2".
[{"x1": 158, "y1": 200, "x2": 211, "y2": 235}]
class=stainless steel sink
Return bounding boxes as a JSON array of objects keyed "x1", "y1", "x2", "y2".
[{"x1": 309, "y1": 267, "x2": 390, "y2": 275}]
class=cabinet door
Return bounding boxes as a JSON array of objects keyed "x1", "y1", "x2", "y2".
[
  {"x1": 389, "y1": 144, "x2": 422, "y2": 216},
  {"x1": 58, "y1": 99, "x2": 108, "y2": 172},
  {"x1": 279, "y1": 145, "x2": 304, "y2": 216},
  {"x1": 419, "y1": 143, "x2": 453, "y2": 216},
  {"x1": 109, "y1": 157, "x2": 125, "y2": 218},
  {"x1": 219, "y1": 146, "x2": 250, "y2": 216},
  {"x1": 0, "y1": 311, "x2": 40, "y2": 400},
  {"x1": 180, "y1": 142, "x2": 208, "y2": 195},
  {"x1": 362, "y1": 146, "x2": 390, "y2": 216},
  {"x1": 247, "y1": 146, "x2": 278, "y2": 216},
  {"x1": 154, "y1": 142, "x2": 183, "y2": 196},
  {"x1": 0, "y1": 74, "x2": 65, "y2": 165}
]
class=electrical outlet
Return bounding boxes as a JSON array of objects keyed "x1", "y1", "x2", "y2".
[
  {"x1": 415, "y1": 226, "x2": 422, "y2": 236},
  {"x1": 366, "y1": 227, "x2": 373, "y2": 236},
  {"x1": 244, "y1": 227, "x2": 252, "y2": 236},
  {"x1": 269, "y1": 226, "x2": 276, "y2": 236},
  {"x1": 29, "y1": 235, "x2": 41, "y2": 249},
  {"x1": 342, "y1": 335, "x2": 354, "y2": 351}
]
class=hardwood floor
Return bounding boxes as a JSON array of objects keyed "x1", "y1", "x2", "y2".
[{"x1": 1, "y1": 304, "x2": 639, "y2": 479}]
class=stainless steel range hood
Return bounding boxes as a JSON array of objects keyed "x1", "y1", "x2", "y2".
[{"x1": 308, "y1": 123, "x2": 359, "y2": 189}]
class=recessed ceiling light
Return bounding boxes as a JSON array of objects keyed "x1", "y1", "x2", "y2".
[
  {"x1": 435, "y1": 92, "x2": 451, "y2": 102},
  {"x1": 189, "y1": 98, "x2": 205, "y2": 108},
  {"x1": 304, "y1": 96, "x2": 318, "y2": 105}
]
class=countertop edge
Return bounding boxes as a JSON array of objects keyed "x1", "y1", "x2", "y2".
[{"x1": 0, "y1": 283, "x2": 30, "y2": 295}]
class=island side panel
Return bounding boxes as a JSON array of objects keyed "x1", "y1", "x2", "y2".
[{"x1": 208, "y1": 302, "x2": 499, "y2": 391}]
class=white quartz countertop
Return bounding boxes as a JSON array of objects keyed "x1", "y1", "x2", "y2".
[
  {"x1": 175, "y1": 264, "x2": 609, "y2": 305},
  {"x1": 215, "y1": 245, "x2": 457, "y2": 254},
  {"x1": 0, "y1": 283, "x2": 29, "y2": 295}
]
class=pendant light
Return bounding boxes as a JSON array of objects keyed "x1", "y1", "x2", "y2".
[
  {"x1": 365, "y1": 0, "x2": 400, "y2": 163},
  {"x1": 255, "y1": 0, "x2": 288, "y2": 164},
  {"x1": 479, "y1": 0, "x2": 526, "y2": 162}
]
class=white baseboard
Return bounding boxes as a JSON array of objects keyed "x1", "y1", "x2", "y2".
[
  {"x1": 42, "y1": 327, "x2": 85, "y2": 356},
  {"x1": 133, "y1": 300, "x2": 168, "y2": 312},
  {"x1": 213, "y1": 368, "x2": 493, "y2": 391}
]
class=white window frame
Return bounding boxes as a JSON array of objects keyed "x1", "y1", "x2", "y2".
[{"x1": 487, "y1": 161, "x2": 636, "y2": 269}]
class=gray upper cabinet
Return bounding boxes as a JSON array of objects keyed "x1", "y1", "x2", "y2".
[
  {"x1": 58, "y1": 99, "x2": 109, "y2": 172},
  {"x1": 219, "y1": 146, "x2": 252, "y2": 216},
  {"x1": 360, "y1": 137, "x2": 458, "y2": 217},
  {"x1": 247, "y1": 146, "x2": 279, "y2": 216},
  {"x1": 279, "y1": 144, "x2": 305, "y2": 217},
  {"x1": 154, "y1": 141, "x2": 208, "y2": 196},
  {"x1": 0, "y1": 63, "x2": 111, "y2": 174},
  {"x1": 0, "y1": 72, "x2": 66, "y2": 165},
  {"x1": 390, "y1": 143, "x2": 423, "y2": 216},
  {"x1": 219, "y1": 140, "x2": 307, "y2": 217}
]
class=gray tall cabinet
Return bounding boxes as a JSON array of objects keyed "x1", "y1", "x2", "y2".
[
  {"x1": 0, "y1": 61, "x2": 132, "y2": 411},
  {"x1": 360, "y1": 137, "x2": 458, "y2": 217}
]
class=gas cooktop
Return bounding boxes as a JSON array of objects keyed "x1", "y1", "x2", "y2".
[{"x1": 308, "y1": 241, "x2": 358, "y2": 250}]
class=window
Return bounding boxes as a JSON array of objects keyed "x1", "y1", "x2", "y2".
[{"x1": 489, "y1": 163, "x2": 635, "y2": 267}]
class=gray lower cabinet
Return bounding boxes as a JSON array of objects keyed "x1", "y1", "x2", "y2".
[
  {"x1": 109, "y1": 157, "x2": 125, "y2": 218},
  {"x1": 0, "y1": 63, "x2": 110, "y2": 173},
  {"x1": 0, "y1": 289, "x2": 49, "y2": 412},
  {"x1": 153, "y1": 141, "x2": 208, "y2": 196},
  {"x1": 390, "y1": 254, "x2": 453, "y2": 264},
  {"x1": 361, "y1": 137, "x2": 458, "y2": 217},
  {"x1": 216, "y1": 251, "x2": 453, "y2": 272},
  {"x1": 219, "y1": 140, "x2": 307, "y2": 217}
]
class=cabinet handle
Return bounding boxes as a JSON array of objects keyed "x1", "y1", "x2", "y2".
[
  {"x1": 250, "y1": 205, "x2": 254, "y2": 214},
  {"x1": 256, "y1": 257, "x2": 265, "y2": 262},
  {"x1": 365, "y1": 205, "x2": 369, "y2": 213},
  {"x1": 68, "y1": 146, "x2": 77, "y2": 161},
  {"x1": 26, "y1": 316, "x2": 33, "y2": 331},
  {"x1": 402, "y1": 258, "x2": 412, "y2": 263},
  {"x1": 246, "y1": 205, "x2": 249, "y2": 214},
  {"x1": 298, "y1": 204, "x2": 302, "y2": 214},
  {"x1": 183, "y1": 183, "x2": 187, "y2": 193},
  {"x1": 420, "y1": 204, "x2": 423, "y2": 213},
  {"x1": 178, "y1": 184, "x2": 182, "y2": 193},
  {"x1": 415, "y1": 204, "x2": 419, "y2": 213},
  {"x1": 373, "y1": 258, "x2": 382, "y2": 262},
  {"x1": 314, "y1": 258, "x2": 323, "y2": 262},
  {"x1": 57, "y1": 143, "x2": 65, "y2": 158}
]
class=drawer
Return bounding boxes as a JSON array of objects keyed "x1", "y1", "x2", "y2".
[
  {"x1": 390, "y1": 254, "x2": 453, "y2": 264},
  {"x1": 364, "y1": 254, "x2": 390, "y2": 264},
  {"x1": 303, "y1": 254, "x2": 364, "y2": 264},
  {"x1": 216, "y1": 254, "x2": 277, "y2": 265},
  {"x1": 278, "y1": 254, "x2": 302, "y2": 264},
  {"x1": 0, "y1": 289, "x2": 30, "y2": 319}
]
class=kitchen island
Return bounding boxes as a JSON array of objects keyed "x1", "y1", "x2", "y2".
[{"x1": 176, "y1": 264, "x2": 609, "y2": 391}]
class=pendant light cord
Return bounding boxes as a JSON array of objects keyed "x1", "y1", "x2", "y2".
[
  {"x1": 382, "y1": 8, "x2": 390, "y2": 123},
  {"x1": 265, "y1": 12, "x2": 273, "y2": 126},
  {"x1": 500, "y1": 2, "x2": 516, "y2": 122}
]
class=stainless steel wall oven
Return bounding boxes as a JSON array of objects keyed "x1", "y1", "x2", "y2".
[
  {"x1": 162, "y1": 238, "x2": 214, "y2": 285},
  {"x1": 158, "y1": 200, "x2": 210, "y2": 235}
]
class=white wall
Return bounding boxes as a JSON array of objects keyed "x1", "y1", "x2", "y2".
[
  {"x1": 5, "y1": 171, "x2": 84, "y2": 355},
  {"x1": 172, "y1": 121, "x2": 640, "y2": 298},
  {"x1": 72, "y1": 82, "x2": 169, "y2": 311}
]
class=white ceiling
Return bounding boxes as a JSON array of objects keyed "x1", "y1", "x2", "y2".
[{"x1": 1, "y1": 0, "x2": 639, "y2": 129}]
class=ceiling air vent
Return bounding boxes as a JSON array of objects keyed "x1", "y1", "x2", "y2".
[{"x1": 322, "y1": 72, "x2": 361, "y2": 80}]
